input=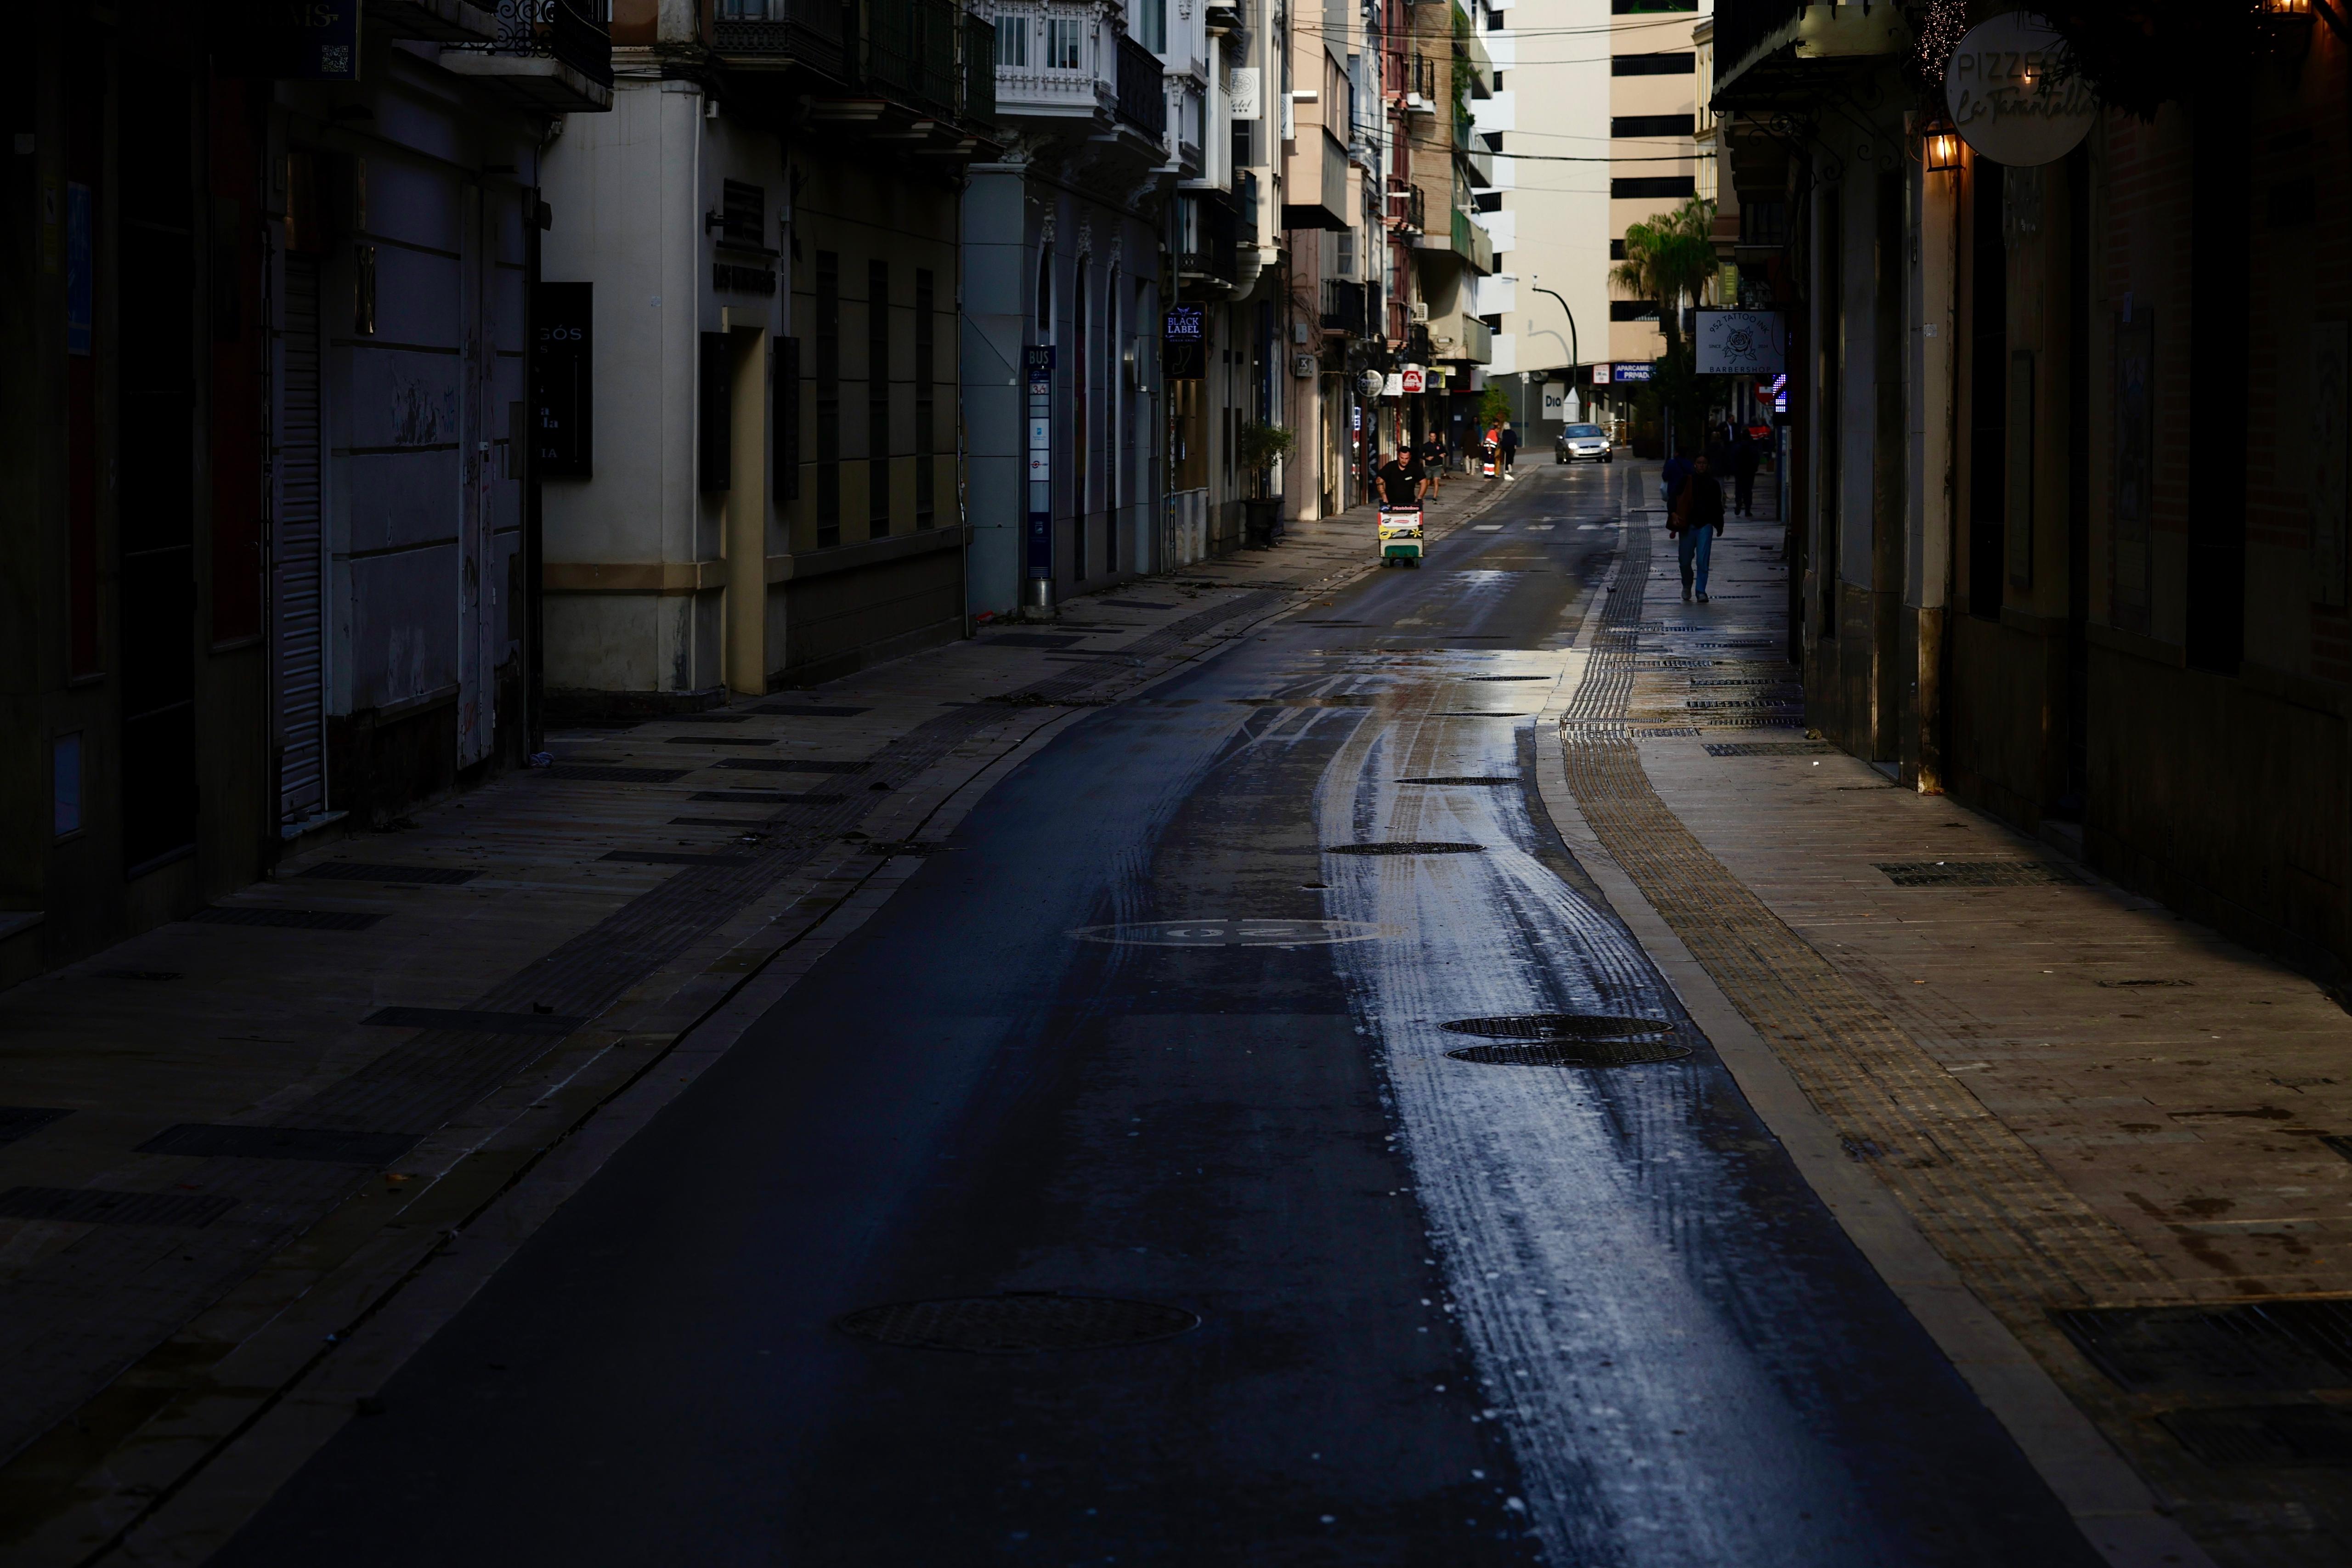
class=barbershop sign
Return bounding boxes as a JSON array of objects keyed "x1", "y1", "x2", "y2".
[{"x1": 1944, "y1": 11, "x2": 2096, "y2": 167}]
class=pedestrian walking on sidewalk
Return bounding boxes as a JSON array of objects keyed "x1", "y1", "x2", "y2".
[
  {"x1": 1669, "y1": 453, "x2": 1725, "y2": 602},
  {"x1": 1498, "y1": 423, "x2": 1519, "y2": 480},
  {"x1": 1421, "y1": 430, "x2": 1447, "y2": 493},
  {"x1": 1733, "y1": 428, "x2": 1760, "y2": 516}
]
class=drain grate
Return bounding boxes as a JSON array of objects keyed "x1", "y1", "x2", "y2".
[
  {"x1": 1430, "y1": 711, "x2": 1530, "y2": 718},
  {"x1": 863, "y1": 841, "x2": 950, "y2": 856},
  {"x1": 1876, "y1": 860, "x2": 2085, "y2": 888},
  {"x1": 600, "y1": 850, "x2": 756, "y2": 867},
  {"x1": 299, "y1": 863, "x2": 482, "y2": 886},
  {"x1": 663, "y1": 736, "x2": 775, "y2": 747},
  {"x1": 362, "y1": 1006, "x2": 585, "y2": 1036},
  {"x1": 2158, "y1": 1404, "x2": 2352, "y2": 1468},
  {"x1": 980, "y1": 633, "x2": 1086, "y2": 649},
  {"x1": 1705, "y1": 742, "x2": 1836, "y2": 757},
  {"x1": 537, "y1": 764, "x2": 697, "y2": 783},
  {"x1": 98, "y1": 969, "x2": 181, "y2": 981},
  {"x1": 1325, "y1": 842, "x2": 1486, "y2": 856},
  {"x1": 1447, "y1": 1039, "x2": 1693, "y2": 1068},
  {"x1": 1461, "y1": 675, "x2": 1549, "y2": 682},
  {"x1": 1442, "y1": 1013, "x2": 1671, "y2": 1041},
  {"x1": 0, "y1": 1108, "x2": 73, "y2": 1146},
  {"x1": 138, "y1": 1124, "x2": 423, "y2": 1164},
  {"x1": 718, "y1": 758, "x2": 867, "y2": 773},
  {"x1": 1397, "y1": 776, "x2": 1518, "y2": 786},
  {"x1": 0, "y1": 1186, "x2": 237, "y2": 1228},
  {"x1": 751, "y1": 703, "x2": 871, "y2": 717},
  {"x1": 690, "y1": 790, "x2": 847, "y2": 805},
  {"x1": 190, "y1": 906, "x2": 385, "y2": 931},
  {"x1": 1685, "y1": 698, "x2": 1803, "y2": 711},
  {"x1": 837, "y1": 1293, "x2": 1199, "y2": 1354},
  {"x1": 1101, "y1": 600, "x2": 1177, "y2": 611},
  {"x1": 2052, "y1": 1299, "x2": 2352, "y2": 1395},
  {"x1": 2098, "y1": 978, "x2": 2192, "y2": 988}
]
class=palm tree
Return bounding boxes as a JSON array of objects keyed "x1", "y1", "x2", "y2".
[{"x1": 1611, "y1": 196, "x2": 1718, "y2": 361}]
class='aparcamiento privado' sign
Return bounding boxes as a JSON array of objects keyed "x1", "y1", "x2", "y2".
[{"x1": 1945, "y1": 11, "x2": 2096, "y2": 168}]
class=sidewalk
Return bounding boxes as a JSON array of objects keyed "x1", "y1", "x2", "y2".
[
  {"x1": 1549, "y1": 503, "x2": 2350, "y2": 1568},
  {"x1": 0, "y1": 476, "x2": 1511, "y2": 1561}
]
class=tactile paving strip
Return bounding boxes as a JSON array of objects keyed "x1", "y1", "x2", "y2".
[{"x1": 1560, "y1": 518, "x2": 2166, "y2": 1318}]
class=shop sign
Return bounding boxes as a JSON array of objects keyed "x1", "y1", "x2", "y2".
[
  {"x1": 1540, "y1": 381, "x2": 1567, "y2": 419},
  {"x1": 1612, "y1": 361, "x2": 1655, "y2": 384},
  {"x1": 1695, "y1": 310, "x2": 1786, "y2": 375},
  {"x1": 1591, "y1": 362, "x2": 1613, "y2": 384},
  {"x1": 1162, "y1": 305, "x2": 1204, "y2": 342},
  {"x1": 1944, "y1": 12, "x2": 2096, "y2": 168},
  {"x1": 1399, "y1": 366, "x2": 1425, "y2": 395},
  {"x1": 1381, "y1": 372, "x2": 1404, "y2": 397}
]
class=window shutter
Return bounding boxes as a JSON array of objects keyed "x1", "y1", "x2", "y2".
[{"x1": 700, "y1": 331, "x2": 731, "y2": 491}]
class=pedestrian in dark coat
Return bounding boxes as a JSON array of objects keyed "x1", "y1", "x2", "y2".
[{"x1": 1668, "y1": 453, "x2": 1726, "y2": 602}]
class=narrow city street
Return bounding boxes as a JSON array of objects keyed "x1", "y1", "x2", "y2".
[{"x1": 199, "y1": 464, "x2": 2095, "y2": 1566}]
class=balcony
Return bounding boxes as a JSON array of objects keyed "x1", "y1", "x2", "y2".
[
  {"x1": 1711, "y1": 0, "x2": 1908, "y2": 108},
  {"x1": 1413, "y1": 204, "x2": 1493, "y2": 273},
  {"x1": 713, "y1": 0, "x2": 851, "y2": 81},
  {"x1": 966, "y1": 15, "x2": 997, "y2": 122},
  {"x1": 1176, "y1": 188, "x2": 1238, "y2": 285},
  {"x1": 867, "y1": 0, "x2": 961, "y2": 117},
  {"x1": 439, "y1": 0, "x2": 613, "y2": 112},
  {"x1": 1115, "y1": 33, "x2": 1166, "y2": 138},
  {"x1": 1389, "y1": 181, "x2": 1425, "y2": 234},
  {"x1": 985, "y1": 0, "x2": 1163, "y2": 158},
  {"x1": 1319, "y1": 279, "x2": 1367, "y2": 336}
]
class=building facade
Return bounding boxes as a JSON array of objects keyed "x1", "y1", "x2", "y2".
[
  {"x1": 1713, "y1": 0, "x2": 2352, "y2": 999},
  {"x1": 537, "y1": 0, "x2": 985, "y2": 702},
  {"x1": 2, "y1": 1, "x2": 609, "y2": 989}
]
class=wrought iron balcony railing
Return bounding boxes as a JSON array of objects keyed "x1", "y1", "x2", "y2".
[
  {"x1": 866, "y1": 0, "x2": 961, "y2": 117},
  {"x1": 445, "y1": 0, "x2": 614, "y2": 89},
  {"x1": 714, "y1": 0, "x2": 850, "y2": 80},
  {"x1": 1114, "y1": 32, "x2": 1165, "y2": 138}
]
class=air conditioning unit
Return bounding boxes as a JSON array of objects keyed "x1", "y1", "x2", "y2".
[{"x1": 1408, "y1": 302, "x2": 1429, "y2": 323}]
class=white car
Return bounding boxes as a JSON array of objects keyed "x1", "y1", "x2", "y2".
[{"x1": 1555, "y1": 424, "x2": 1613, "y2": 464}]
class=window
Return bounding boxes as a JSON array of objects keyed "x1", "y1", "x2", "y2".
[
  {"x1": 1611, "y1": 52, "x2": 1694, "y2": 75},
  {"x1": 816, "y1": 251, "x2": 840, "y2": 547},
  {"x1": 1141, "y1": 0, "x2": 1165, "y2": 53},
  {"x1": 1608, "y1": 300, "x2": 1657, "y2": 321},
  {"x1": 916, "y1": 268, "x2": 936, "y2": 528},
  {"x1": 719, "y1": 179, "x2": 764, "y2": 248},
  {"x1": 699, "y1": 332, "x2": 731, "y2": 490},
  {"x1": 869, "y1": 259, "x2": 890, "y2": 538},
  {"x1": 1609, "y1": 237, "x2": 1625, "y2": 260},
  {"x1": 1611, "y1": 113, "x2": 1691, "y2": 137},
  {"x1": 995, "y1": 12, "x2": 1030, "y2": 66},
  {"x1": 53, "y1": 734, "x2": 82, "y2": 838},
  {"x1": 1046, "y1": 16, "x2": 1083, "y2": 68},
  {"x1": 1036, "y1": 248, "x2": 1053, "y2": 335}
]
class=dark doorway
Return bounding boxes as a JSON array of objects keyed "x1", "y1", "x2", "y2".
[{"x1": 1968, "y1": 155, "x2": 2007, "y2": 624}]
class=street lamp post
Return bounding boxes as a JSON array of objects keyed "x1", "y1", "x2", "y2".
[{"x1": 1529, "y1": 275, "x2": 1580, "y2": 425}]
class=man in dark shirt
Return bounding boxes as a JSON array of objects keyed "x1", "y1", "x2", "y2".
[
  {"x1": 1497, "y1": 423, "x2": 1520, "y2": 481},
  {"x1": 1668, "y1": 453, "x2": 1726, "y2": 602},
  {"x1": 1376, "y1": 448, "x2": 1428, "y2": 508}
]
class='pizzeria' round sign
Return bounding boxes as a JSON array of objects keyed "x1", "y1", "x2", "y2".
[{"x1": 1944, "y1": 12, "x2": 2097, "y2": 168}]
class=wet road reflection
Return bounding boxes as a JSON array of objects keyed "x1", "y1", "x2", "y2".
[{"x1": 217, "y1": 465, "x2": 2098, "y2": 1567}]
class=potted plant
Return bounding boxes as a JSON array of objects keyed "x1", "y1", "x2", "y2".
[{"x1": 1237, "y1": 422, "x2": 1295, "y2": 547}]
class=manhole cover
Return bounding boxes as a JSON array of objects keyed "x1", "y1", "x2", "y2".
[
  {"x1": 1447, "y1": 1039, "x2": 1692, "y2": 1068},
  {"x1": 1073, "y1": 918, "x2": 1393, "y2": 946},
  {"x1": 837, "y1": 1294, "x2": 1199, "y2": 1353},
  {"x1": 1875, "y1": 860, "x2": 2083, "y2": 888},
  {"x1": 1326, "y1": 842, "x2": 1486, "y2": 856},
  {"x1": 1442, "y1": 1013, "x2": 1671, "y2": 1040},
  {"x1": 1397, "y1": 776, "x2": 1517, "y2": 786}
]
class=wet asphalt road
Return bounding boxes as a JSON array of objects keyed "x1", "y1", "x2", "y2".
[{"x1": 219, "y1": 464, "x2": 2102, "y2": 1567}]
